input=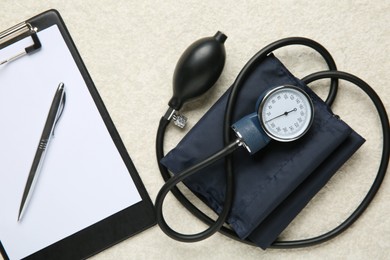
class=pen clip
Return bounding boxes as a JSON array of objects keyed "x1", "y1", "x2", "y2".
[{"x1": 52, "y1": 91, "x2": 66, "y2": 137}]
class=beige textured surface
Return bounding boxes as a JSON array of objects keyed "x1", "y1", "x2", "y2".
[{"x1": 1, "y1": 1, "x2": 389, "y2": 259}]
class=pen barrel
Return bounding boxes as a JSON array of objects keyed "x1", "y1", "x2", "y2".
[
  {"x1": 38, "y1": 139, "x2": 49, "y2": 150},
  {"x1": 29, "y1": 144, "x2": 47, "y2": 183},
  {"x1": 18, "y1": 144, "x2": 47, "y2": 220}
]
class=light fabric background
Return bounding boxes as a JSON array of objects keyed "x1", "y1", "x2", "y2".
[{"x1": 0, "y1": 1, "x2": 389, "y2": 259}]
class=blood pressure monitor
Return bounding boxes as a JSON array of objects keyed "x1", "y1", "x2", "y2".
[
  {"x1": 232, "y1": 85, "x2": 314, "y2": 154},
  {"x1": 156, "y1": 33, "x2": 389, "y2": 248}
]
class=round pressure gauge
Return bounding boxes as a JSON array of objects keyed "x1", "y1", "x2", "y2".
[{"x1": 258, "y1": 85, "x2": 314, "y2": 142}]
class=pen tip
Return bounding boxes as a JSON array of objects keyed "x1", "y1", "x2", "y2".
[{"x1": 17, "y1": 210, "x2": 23, "y2": 222}]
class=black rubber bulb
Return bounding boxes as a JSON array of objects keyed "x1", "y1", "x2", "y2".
[{"x1": 169, "y1": 31, "x2": 227, "y2": 110}]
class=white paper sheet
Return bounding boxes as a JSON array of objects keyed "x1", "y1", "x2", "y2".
[{"x1": 0, "y1": 25, "x2": 142, "y2": 260}]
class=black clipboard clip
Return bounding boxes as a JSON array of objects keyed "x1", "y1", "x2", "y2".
[{"x1": 0, "y1": 22, "x2": 41, "y2": 66}]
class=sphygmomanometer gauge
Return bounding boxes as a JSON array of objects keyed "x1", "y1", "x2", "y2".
[
  {"x1": 259, "y1": 85, "x2": 314, "y2": 142},
  {"x1": 232, "y1": 85, "x2": 314, "y2": 154}
]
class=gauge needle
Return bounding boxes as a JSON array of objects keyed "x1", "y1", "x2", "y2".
[{"x1": 265, "y1": 108, "x2": 297, "y2": 123}]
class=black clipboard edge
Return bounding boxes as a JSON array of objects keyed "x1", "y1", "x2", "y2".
[
  {"x1": 0, "y1": 241, "x2": 10, "y2": 260},
  {"x1": 27, "y1": 201, "x2": 155, "y2": 260},
  {"x1": 0, "y1": 9, "x2": 155, "y2": 260}
]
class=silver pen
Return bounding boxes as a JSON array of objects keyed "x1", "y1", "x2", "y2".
[{"x1": 18, "y1": 82, "x2": 66, "y2": 221}]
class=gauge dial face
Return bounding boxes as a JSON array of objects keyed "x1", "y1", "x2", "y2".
[{"x1": 259, "y1": 85, "x2": 314, "y2": 142}]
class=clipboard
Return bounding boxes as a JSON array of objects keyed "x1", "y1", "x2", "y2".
[{"x1": 0, "y1": 9, "x2": 155, "y2": 260}]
